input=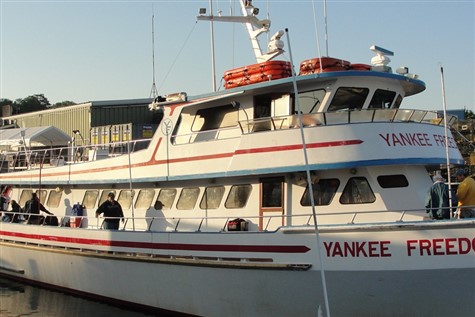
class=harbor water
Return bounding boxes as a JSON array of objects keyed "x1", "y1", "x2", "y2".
[{"x1": 0, "y1": 276, "x2": 165, "y2": 317}]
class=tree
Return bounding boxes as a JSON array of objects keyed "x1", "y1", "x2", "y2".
[
  {"x1": 50, "y1": 101, "x2": 76, "y2": 108},
  {"x1": 17, "y1": 94, "x2": 51, "y2": 113},
  {"x1": 465, "y1": 109, "x2": 474, "y2": 119}
]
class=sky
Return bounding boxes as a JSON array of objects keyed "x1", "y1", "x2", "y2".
[{"x1": 0, "y1": 0, "x2": 474, "y2": 112}]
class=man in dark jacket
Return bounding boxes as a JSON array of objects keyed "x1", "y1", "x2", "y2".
[
  {"x1": 425, "y1": 174, "x2": 450, "y2": 219},
  {"x1": 24, "y1": 192, "x2": 53, "y2": 224},
  {"x1": 95, "y1": 192, "x2": 124, "y2": 230}
]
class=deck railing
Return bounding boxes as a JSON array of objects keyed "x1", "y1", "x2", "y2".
[
  {"x1": 0, "y1": 138, "x2": 152, "y2": 172},
  {"x1": 1, "y1": 206, "x2": 467, "y2": 233},
  {"x1": 0, "y1": 108, "x2": 458, "y2": 172}
]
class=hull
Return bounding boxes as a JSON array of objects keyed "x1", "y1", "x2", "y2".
[{"x1": 1, "y1": 221, "x2": 474, "y2": 316}]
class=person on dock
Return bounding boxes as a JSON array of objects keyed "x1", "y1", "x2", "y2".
[
  {"x1": 454, "y1": 169, "x2": 475, "y2": 218},
  {"x1": 24, "y1": 192, "x2": 53, "y2": 224},
  {"x1": 425, "y1": 174, "x2": 450, "y2": 219},
  {"x1": 95, "y1": 192, "x2": 124, "y2": 230}
]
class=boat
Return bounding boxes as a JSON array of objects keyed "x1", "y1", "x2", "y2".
[{"x1": 0, "y1": 1, "x2": 473, "y2": 316}]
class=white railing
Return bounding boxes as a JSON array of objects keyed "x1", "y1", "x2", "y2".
[
  {"x1": 2, "y1": 206, "x2": 467, "y2": 233},
  {"x1": 0, "y1": 138, "x2": 152, "y2": 172}
]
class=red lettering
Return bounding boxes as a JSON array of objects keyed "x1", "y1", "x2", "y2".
[
  {"x1": 332, "y1": 243, "x2": 343, "y2": 257},
  {"x1": 409, "y1": 133, "x2": 421, "y2": 146},
  {"x1": 355, "y1": 241, "x2": 368, "y2": 257},
  {"x1": 445, "y1": 238, "x2": 457, "y2": 255},
  {"x1": 324, "y1": 240, "x2": 393, "y2": 257},
  {"x1": 380, "y1": 241, "x2": 391, "y2": 257},
  {"x1": 459, "y1": 238, "x2": 471, "y2": 254},
  {"x1": 432, "y1": 238, "x2": 444, "y2": 255},
  {"x1": 343, "y1": 242, "x2": 355, "y2": 257},
  {"x1": 379, "y1": 133, "x2": 391, "y2": 146},
  {"x1": 368, "y1": 241, "x2": 379, "y2": 257},
  {"x1": 419, "y1": 239, "x2": 432, "y2": 255},
  {"x1": 407, "y1": 237, "x2": 475, "y2": 256},
  {"x1": 407, "y1": 239, "x2": 418, "y2": 256},
  {"x1": 323, "y1": 242, "x2": 333, "y2": 257},
  {"x1": 423, "y1": 133, "x2": 432, "y2": 146},
  {"x1": 392, "y1": 134, "x2": 403, "y2": 146}
]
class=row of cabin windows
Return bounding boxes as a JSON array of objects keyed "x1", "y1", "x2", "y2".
[
  {"x1": 189, "y1": 88, "x2": 400, "y2": 133},
  {"x1": 16, "y1": 175, "x2": 408, "y2": 211},
  {"x1": 18, "y1": 185, "x2": 253, "y2": 212}
]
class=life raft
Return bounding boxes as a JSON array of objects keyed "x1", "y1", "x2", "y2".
[
  {"x1": 349, "y1": 63, "x2": 372, "y2": 71},
  {"x1": 299, "y1": 57, "x2": 350, "y2": 75},
  {"x1": 223, "y1": 60, "x2": 292, "y2": 89}
]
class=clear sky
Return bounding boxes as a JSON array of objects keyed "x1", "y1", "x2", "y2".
[{"x1": 0, "y1": 0, "x2": 474, "y2": 112}]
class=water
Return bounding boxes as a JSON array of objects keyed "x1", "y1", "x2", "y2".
[{"x1": 0, "y1": 277, "x2": 166, "y2": 317}]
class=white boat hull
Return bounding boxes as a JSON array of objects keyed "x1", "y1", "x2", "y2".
[{"x1": 1, "y1": 221, "x2": 474, "y2": 316}]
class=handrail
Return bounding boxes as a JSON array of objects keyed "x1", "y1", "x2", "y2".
[
  {"x1": 0, "y1": 138, "x2": 152, "y2": 171},
  {"x1": 2, "y1": 206, "x2": 470, "y2": 233}
]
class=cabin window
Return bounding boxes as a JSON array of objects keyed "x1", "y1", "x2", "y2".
[
  {"x1": 377, "y1": 175, "x2": 409, "y2": 188},
  {"x1": 261, "y1": 178, "x2": 283, "y2": 208},
  {"x1": 393, "y1": 95, "x2": 403, "y2": 109},
  {"x1": 156, "y1": 189, "x2": 176, "y2": 210},
  {"x1": 295, "y1": 89, "x2": 326, "y2": 114},
  {"x1": 225, "y1": 185, "x2": 252, "y2": 209},
  {"x1": 340, "y1": 177, "x2": 376, "y2": 204},
  {"x1": 83, "y1": 190, "x2": 99, "y2": 209},
  {"x1": 99, "y1": 190, "x2": 116, "y2": 206},
  {"x1": 36, "y1": 190, "x2": 47, "y2": 204},
  {"x1": 191, "y1": 105, "x2": 238, "y2": 132},
  {"x1": 19, "y1": 189, "x2": 33, "y2": 206},
  {"x1": 118, "y1": 190, "x2": 134, "y2": 209},
  {"x1": 301, "y1": 178, "x2": 340, "y2": 206},
  {"x1": 135, "y1": 189, "x2": 155, "y2": 209},
  {"x1": 328, "y1": 87, "x2": 369, "y2": 112},
  {"x1": 368, "y1": 89, "x2": 396, "y2": 109},
  {"x1": 176, "y1": 187, "x2": 200, "y2": 210},
  {"x1": 200, "y1": 186, "x2": 225, "y2": 209},
  {"x1": 47, "y1": 190, "x2": 62, "y2": 208}
]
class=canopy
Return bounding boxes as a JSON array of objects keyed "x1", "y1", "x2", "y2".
[{"x1": 0, "y1": 126, "x2": 71, "y2": 148}]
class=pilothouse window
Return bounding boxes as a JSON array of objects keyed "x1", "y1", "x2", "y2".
[
  {"x1": 295, "y1": 89, "x2": 326, "y2": 114},
  {"x1": 192, "y1": 105, "x2": 238, "y2": 132},
  {"x1": 377, "y1": 175, "x2": 409, "y2": 188},
  {"x1": 368, "y1": 89, "x2": 396, "y2": 109},
  {"x1": 328, "y1": 87, "x2": 369, "y2": 112}
]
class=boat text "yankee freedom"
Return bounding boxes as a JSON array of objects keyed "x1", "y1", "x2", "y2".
[
  {"x1": 324, "y1": 237, "x2": 475, "y2": 257},
  {"x1": 379, "y1": 133, "x2": 457, "y2": 148}
]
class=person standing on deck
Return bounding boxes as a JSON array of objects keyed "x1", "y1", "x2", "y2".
[
  {"x1": 95, "y1": 192, "x2": 124, "y2": 230},
  {"x1": 24, "y1": 192, "x2": 53, "y2": 224},
  {"x1": 454, "y1": 169, "x2": 475, "y2": 218},
  {"x1": 425, "y1": 174, "x2": 450, "y2": 219}
]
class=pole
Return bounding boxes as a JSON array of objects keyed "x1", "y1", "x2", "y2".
[
  {"x1": 440, "y1": 66, "x2": 453, "y2": 218},
  {"x1": 209, "y1": 0, "x2": 217, "y2": 92},
  {"x1": 286, "y1": 28, "x2": 331, "y2": 317}
]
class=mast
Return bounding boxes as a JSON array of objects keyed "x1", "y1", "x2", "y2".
[
  {"x1": 149, "y1": 14, "x2": 158, "y2": 99},
  {"x1": 197, "y1": 0, "x2": 284, "y2": 64},
  {"x1": 440, "y1": 66, "x2": 454, "y2": 217},
  {"x1": 209, "y1": 0, "x2": 217, "y2": 92}
]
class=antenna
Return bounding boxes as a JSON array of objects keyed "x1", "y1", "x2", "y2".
[
  {"x1": 149, "y1": 13, "x2": 159, "y2": 99},
  {"x1": 324, "y1": 0, "x2": 328, "y2": 56}
]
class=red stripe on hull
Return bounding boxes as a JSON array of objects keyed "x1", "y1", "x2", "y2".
[{"x1": 0, "y1": 231, "x2": 310, "y2": 253}]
